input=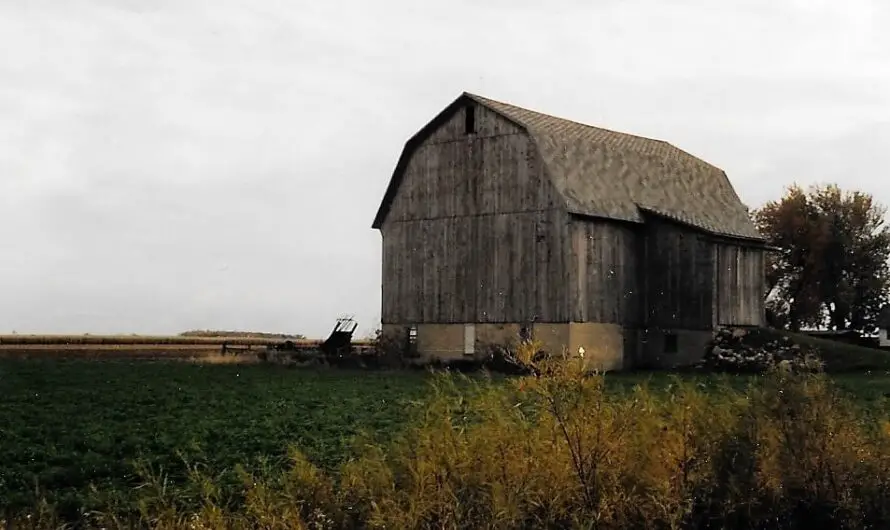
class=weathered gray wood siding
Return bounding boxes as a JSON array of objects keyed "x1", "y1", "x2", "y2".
[
  {"x1": 714, "y1": 243, "x2": 765, "y2": 326},
  {"x1": 567, "y1": 217, "x2": 641, "y2": 325},
  {"x1": 380, "y1": 103, "x2": 568, "y2": 324},
  {"x1": 642, "y1": 219, "x2": 715, "y2": 330}
]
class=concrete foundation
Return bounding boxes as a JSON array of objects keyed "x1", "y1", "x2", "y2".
[
  {"x1": 635, "y1": 328, "x2": 715, "y2": 369},
  {"x1": 382, "y1": 322, "x2": 715, "y2": 370}
]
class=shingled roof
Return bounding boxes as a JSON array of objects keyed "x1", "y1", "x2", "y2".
[{"x1": 374, "y1": 92, "x2": 764, "y2": 241}]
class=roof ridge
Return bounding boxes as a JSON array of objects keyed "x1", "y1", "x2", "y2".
[{"x1": 463, "y1": 91, "x2": 671, "y2": 146}]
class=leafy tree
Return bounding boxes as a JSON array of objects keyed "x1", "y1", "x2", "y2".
[{"x1": 753, "y1": 183, "x2": 890, "y2": 333}]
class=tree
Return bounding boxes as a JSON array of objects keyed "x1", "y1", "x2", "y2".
[{"x1": 753, "y1": 183, "x2": 890, "y2": 334}]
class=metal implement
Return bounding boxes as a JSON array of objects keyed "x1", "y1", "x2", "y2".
[{"x1": 319, "y1": 316, "x2": 358, "y2": 357}]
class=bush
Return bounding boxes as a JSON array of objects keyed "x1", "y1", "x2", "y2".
[{"x1": 365, "y1": 328, "x2": 420, "y2": 369}]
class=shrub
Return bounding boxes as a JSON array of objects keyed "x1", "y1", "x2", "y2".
[{"x1": 366, "y1": 328, "x2": 420, "y2": 369}]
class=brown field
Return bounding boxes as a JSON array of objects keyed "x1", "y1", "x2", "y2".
[
  {"x1": 0, "y1": 334, "x2": 285, "y2": 346},
  {"x1": 0, "y1": 345, "x2": 224, "y2": 360},
  {"x1": 0, "y1": 334, "x2": 375, "y2": 360}
]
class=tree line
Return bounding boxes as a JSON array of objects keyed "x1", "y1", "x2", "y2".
[{"x1": 754, "y1": 183, "x2": 890, "y2": 334}]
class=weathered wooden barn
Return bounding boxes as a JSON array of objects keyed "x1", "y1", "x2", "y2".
[{"x1": 371, "y1": 92, "x2": 768, "y2": 369}]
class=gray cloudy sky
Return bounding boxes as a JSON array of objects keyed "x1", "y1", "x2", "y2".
[{"x1": 1, "y1": 0, "x2": 888, "y2": 339}]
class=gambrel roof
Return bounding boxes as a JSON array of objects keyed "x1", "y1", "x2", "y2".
[{"x1": 373, "y1": 92, "x2": 764, "y2": 241}]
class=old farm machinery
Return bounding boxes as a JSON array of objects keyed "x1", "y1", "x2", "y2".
[
  {"x1": 252, "y1": 316, "x2": 367, "y2": 364},
  {"x1": 319, "y1": 316, "x2": 359, "y2": 356}
]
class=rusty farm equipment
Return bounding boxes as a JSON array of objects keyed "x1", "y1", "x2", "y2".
[
  {"x1": 319, "y1": 316, "x2": 358, "y2": 356},
  {"x1": 257, "y1": 316, "x2": 363, "y2": 364}
]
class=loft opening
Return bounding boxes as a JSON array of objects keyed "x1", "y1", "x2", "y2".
[{"x1": 464, "y1": 103, "x2": 476, "y2": 135}]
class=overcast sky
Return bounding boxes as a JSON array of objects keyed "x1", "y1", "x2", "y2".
[{"x1": 1, "y1": 0, "x2": 888, "y2": 339}]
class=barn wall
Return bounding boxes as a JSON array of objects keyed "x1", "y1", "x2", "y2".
[
  {"x1": 567, "y1": 218, "x2": 641, "y2": 326},
  {"x1": 385, "y1": 104, "x2": 560, "y2": 222},
  {"x1": 380, "y1": 102, "x2": 569, "y2": 325},
  {"x1": 381, "y1": 208, "x2": 570, "y2": 324},
  {"x1": 424, "y1": 102, "x2": 523, "y2": 144},
  {"x1": 714, "y1": 243, "x2": 766, "y2": 326},
  {"x1": 642, "y1": 218, "x2": 715, "y2": 330}
]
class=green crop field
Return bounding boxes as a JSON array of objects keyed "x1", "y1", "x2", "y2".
[
  {"x1": 3, "y1": 358, "x2": 890, "y2": 525},
  {"x1": 0, "y1": 360, "x2": 434, "y2": 521}
]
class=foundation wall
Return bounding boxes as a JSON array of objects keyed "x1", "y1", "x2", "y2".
[
  {"x1": 637, "y1": 328, "x2": 715, "y2": 368},
  {"x1": 382, "y1": 322, "x2": 626, "y2": 370},
  {"x1": 381, "y1": 323, "x2": 714, "y2": 370}
]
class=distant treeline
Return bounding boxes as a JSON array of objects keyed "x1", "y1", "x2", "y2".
[{"x1": 178, "y1": 330, "x2": 307, "y2": 340}]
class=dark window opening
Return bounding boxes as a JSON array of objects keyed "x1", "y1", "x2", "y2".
[
  {"x1": 464, "y1": 104, "x2": 476, "y2": 135},
  {"x1": 405, "y1": 325, "x2": 418, "y2": 355},
  {"x1": 664, "y1": 332, "x2": 678, "y2": 354}
]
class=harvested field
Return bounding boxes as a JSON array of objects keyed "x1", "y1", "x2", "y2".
[
  {"x1": 0, "y1": 334, "x2": 294, "y2": 346},
  {"x1": 0, "y1": 346, "x2": 244, "y2": 360},
  {"x1": 0, "y1": 334, "x2": 374, "y2": 360}
]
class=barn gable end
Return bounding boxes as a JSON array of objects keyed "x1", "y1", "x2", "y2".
[
  {"x1": 377, "y1": 95, "x2": 571, "y2": 338},
  {"x1": 382, "y1": 101, "x2": 560, "y2": 224}
]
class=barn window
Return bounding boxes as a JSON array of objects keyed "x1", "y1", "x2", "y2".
[
  {"x1": 464, "y1": 104, "x2": 476, "y2": 135},
  {"x1": 664, "y1": 332, "x2": 678, "y2": 354},
  {"x1": 405, "y1": 325, "x2": 418, "y2": 355}
]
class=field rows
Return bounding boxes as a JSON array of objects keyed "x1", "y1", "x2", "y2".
[
  {"x1": 0, "y1": 359, "x2": 432, "y2": 519},
  {"x1": 0, "y1": 334, "x2": 374, "y2": 347},
  {"x1": 0, "y1": 343, "x2": 376, "y2": 362}
]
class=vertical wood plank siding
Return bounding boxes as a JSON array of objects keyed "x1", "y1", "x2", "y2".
[
  {"x1": 381, "y1": 104, "x2": 568, "y2": 323},
  {"x1": 643, "y1": 219, "x2": 714, "y2": 330},
  {"x1": 381, "y1": 210, "x2": 569, "y2": 323},
  {"x1": 568, "y1": 218, "x2": 640, "y2": 326},
  {"x1": 715, "y1": 243, "x2": 765, "y2": 326}
]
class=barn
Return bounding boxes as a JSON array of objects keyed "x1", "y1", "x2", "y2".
[{"x1": 371, "y1": 92, "x2": 768, "y2": 369}]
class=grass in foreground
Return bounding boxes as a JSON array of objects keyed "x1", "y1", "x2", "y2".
[
  {"x1": 4, "y1": 354, "x2": 890, "y2": 528},
  {"x1": 0, "y1": 360, "x2": 431, "y2": 522}
]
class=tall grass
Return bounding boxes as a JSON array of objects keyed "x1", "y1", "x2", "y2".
[{"x1": 7, "y1": 341, "x2": 890, "y2": 529}]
